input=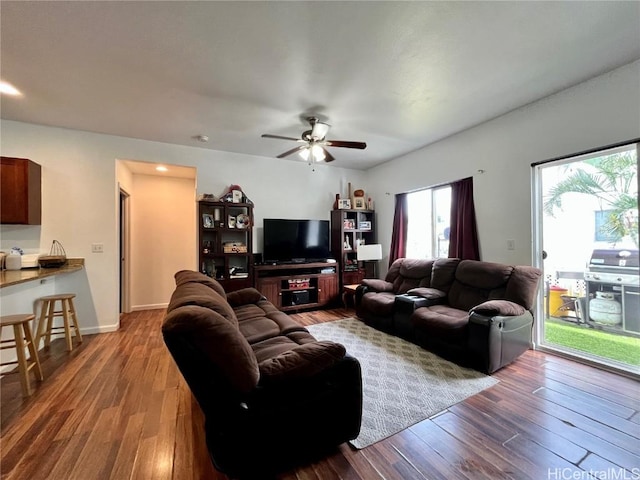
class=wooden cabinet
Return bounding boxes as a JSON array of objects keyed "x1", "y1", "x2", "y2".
[
  {"x1": 331, "y1": 209, "x2": 376, "y2": 288},
  {"x1": 254, "y1": 262, "x2": 339, "y2": 311},
  {"x1": 0, "y1": 157, "x2": 41, "y2": 225},
  {"x1": 198, "y1": 200, "x2": 253, "y2": 292},
  {"x1": 317, "y1": 274, "x2": 339, "y2": 305}
]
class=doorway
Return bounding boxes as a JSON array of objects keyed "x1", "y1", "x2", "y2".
[
  {"x1": 533, "y1": 141, "x2": 639, "y2": 375},
  {"x1": 119, "y1": 188, "x2": 131, "y2": 314}
]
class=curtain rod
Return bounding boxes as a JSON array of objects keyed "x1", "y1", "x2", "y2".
[
  {"x1": 386, "y1": 171, "x2": 484, "y2": 197},
  {"x1": 531, "y1": 138, "x2": 640, "y2": 167}
]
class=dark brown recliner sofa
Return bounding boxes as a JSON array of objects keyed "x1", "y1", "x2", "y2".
[
  {"x1": 355, "y1": 258, "x2": 541, "y2": 373},
  {"x1": 162, "y1": 270, "x2": 362, "y2": 478}
]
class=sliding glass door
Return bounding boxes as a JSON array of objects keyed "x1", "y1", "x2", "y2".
[{"x1": 533, "y1": 142, "x2": 639, "y2": 375}]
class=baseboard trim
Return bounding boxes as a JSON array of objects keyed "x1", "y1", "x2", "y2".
[{"x1": 131, "y1": 303, "x2": 168, "y2": 312}]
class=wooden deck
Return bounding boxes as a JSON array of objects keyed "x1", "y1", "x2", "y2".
[{"x1": 1, "y1": 307, "x2": 638, "y2": 479}]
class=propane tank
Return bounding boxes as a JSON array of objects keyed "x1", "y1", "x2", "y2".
[{"x1": 589, "y1": 291, "x2": 622, "y2": 325}]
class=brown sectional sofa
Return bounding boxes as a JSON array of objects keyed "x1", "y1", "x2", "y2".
[
  {"x1": 355, "y1": 258, "x2": 541, "y2": 373},
  {"x1": 162, "y1": 270, "x2": 362, "y2": 478}
]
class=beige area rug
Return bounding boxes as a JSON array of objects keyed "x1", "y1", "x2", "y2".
[{"x1": 306, "y1": 318, "x2": 499, "y2": 449}]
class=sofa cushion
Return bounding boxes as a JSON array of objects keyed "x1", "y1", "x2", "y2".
[
  {"x1": 446, "y1": 260, "x2": 513, "y2": 311},
  {"x1": 235, "y1": 300, "x2": 308, "y2": 344},
  {"x1": 430, "y1": 258, "x2": 461, "y2": 292},
  {"x1": 360, "y1": 291, "x2": 397, "y2": 317},
  {"x1": 504, "y1": 266, "x2": 542, "y2": 310},
  {"x1": 226, "y1": 287, "x2": 265, "y2": 307},
  {"x1": 411, "y1": 305, "x2": 469, "y2": 340},
  {"x1": 250, "y1": 331, "x2": 317, "y2": 363},
  {"x1": 457, "y1": 260, "x2": 514, "y2": 289},
  {"x1": 258, "y1": 341, "x2": 346, "y2": 384},
  {"x1": 162, "y1": 305, "x2": 259, "y2": 393},
  {"x1": 174, "y1": 270, "x2": 227, "y2": 299},
  {"x1": 393, "y1": 258, "x2": 434, "y2": 293},
  {"x1": 167, "y1": 281, "x2": 239, "y2": 327}
]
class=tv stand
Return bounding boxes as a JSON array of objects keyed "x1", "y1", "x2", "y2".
[{"x1": 254, "y1": 262, "x2": 338, "y2": 312}]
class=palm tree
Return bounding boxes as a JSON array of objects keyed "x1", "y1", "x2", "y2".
[{"x1": 543, "y1": 151, "x2": 638, "y2": 247}]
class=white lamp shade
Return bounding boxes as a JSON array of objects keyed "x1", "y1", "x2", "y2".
[
  {"x1": 298, "y1": 145, "x2": 326, "y2": 162},
  {"x1": 311, "y1": 121, "x2": 330, "y2": 140},
  {"x1": 357, "y1": 244, "x2": 383, "y2": 261}
]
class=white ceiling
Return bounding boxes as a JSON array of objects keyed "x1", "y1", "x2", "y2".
[
  {"x1": 121, "y1": 159, "x2": 197, "y2": 179},
  {"x1": 2, "y1": 1, "x2": 639, "y2": 170}
]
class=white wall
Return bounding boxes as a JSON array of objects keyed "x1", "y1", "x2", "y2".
[
  {"x1": 367, "y1": 60, "x2": 640, "y2": 273},
  {"x1": 0, "y1": 123, "x2": 367, "y2": 333},
  {"x1": 130, "y1": 173, "x2": 196, "y2": 309}
]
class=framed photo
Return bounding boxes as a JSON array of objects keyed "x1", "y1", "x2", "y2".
[
  {"x1": 353, "y1": 197, "x2": 366, "y2": 209},
  {"x1": 343, "y1": 219, "x2": 355, "y2": 230},
  {"x1": 232, "y1": 189, "x2": 243, "y2": 203},
  {"x1": 359, "y1": 221, "x2": 372, "y2": 230},
  {"x1": 202, "y1": 214, "x2": 214, "y2": 228},
  {"x1": 338, "y1": 198, "x2": 352, "y2": 209}
]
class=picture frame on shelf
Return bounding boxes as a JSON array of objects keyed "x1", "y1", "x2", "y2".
[
  {"x1": 343, "y1": 219, "x2": 355, "y2": 230},
  {"x1": 202, "y1": 214, "x2": 214, "y2": 228},
  {"x1": 359, "y1": 221, "x2": 372, "y2": 230},
  {"x1": 338, "y1": 198, "x2": 351, "y2": 209},
  {"x1": 236, "y1": 213, "x2": 250, "y2": 229},
  {"x1": 353, "y1": 197, "x2": 366, "y2": 209}
]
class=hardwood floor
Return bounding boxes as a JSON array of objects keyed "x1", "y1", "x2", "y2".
[{"x1": 1, "y1": 307, "x2": 638, "y2": 479}]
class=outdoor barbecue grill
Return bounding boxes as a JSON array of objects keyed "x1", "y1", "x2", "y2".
[{"x1": 583, "y1": 248, "x2": 640, "y2": 336}]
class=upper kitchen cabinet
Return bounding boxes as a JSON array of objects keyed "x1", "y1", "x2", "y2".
[{"x1": 0, "y1": 157, "x2": 42, "y2": 225}]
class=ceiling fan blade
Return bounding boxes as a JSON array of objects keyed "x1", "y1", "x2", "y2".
[
  {"x1": 321, "y1": 147, "x2": 335, "y2": 163},
  {"x1": 324, "y1": 140, "x2": 367, "y2": 150},
  {"x1": 261, "y1": 134, "x2": 303, "y2": 142},
  {"x1": 277, "y1": 145, "x2": 307, "y2": 158}
]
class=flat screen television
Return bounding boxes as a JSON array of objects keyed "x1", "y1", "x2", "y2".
[{"x1": 263, "y1": 218, "x2": 330, "y2": 263}]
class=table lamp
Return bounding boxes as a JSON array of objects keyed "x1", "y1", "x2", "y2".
[{"x1": 357, "y1": 243, "x2": 383, "y2": 278}]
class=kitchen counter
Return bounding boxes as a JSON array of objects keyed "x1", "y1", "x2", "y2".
[{"x1": 0, "y1": 258, "x2": 85, "y2": 289}]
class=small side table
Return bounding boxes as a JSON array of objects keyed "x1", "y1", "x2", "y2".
[{"x1": 342, "y1": 284, "x2": 361, "y2": 308}]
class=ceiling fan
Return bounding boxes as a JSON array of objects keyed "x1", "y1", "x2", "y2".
[{"x1": 261, "y1": 116, "x2": 366, "y2": 163}]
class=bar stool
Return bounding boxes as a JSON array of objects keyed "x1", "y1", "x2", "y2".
[
  {"x1": 0, "y1": 314, "x2": 44, "y2": 397},
  {"x1": 36, "y1": 293, "x2": 83, "y2": 352}
]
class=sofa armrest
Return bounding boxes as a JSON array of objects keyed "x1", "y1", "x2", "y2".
[
  {"x1": 226, "y1": 288, "x2": 266, "y2": 307},
  {"x1": 470, "y1": 299, "x2": 526, "y2": 317},
  {"x1": 406, "y1": 287, "x2": 447, "y2": 302},
  {"x1": 258, "y1": 341, "x2": 347, "y2": 384},
  {"x1": 469, "y1": 310, "x2": 532, "y2": 329},
  {"x1": 361, "y1": 278, "x2": 395, "y2": 292},
  {"x1": 355, "y1": 279, "x2": 394, "y2": 308},
  {"x1": 468, "y1": 310, "x2": 533, "y2": 373}
]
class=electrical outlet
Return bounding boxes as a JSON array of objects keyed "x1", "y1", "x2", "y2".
[
  {"x1": 507, "y1": 239, "x2": 515, "y2": 251},
  {"x1": 91, "y1": 243, "x2": 104, "y2": 253}
]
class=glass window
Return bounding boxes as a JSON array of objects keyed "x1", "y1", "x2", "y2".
[{"x1": 406, "y1": 186, "x2": 451, "y2": 259}]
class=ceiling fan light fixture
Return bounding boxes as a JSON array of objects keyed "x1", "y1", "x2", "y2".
[
  {"x1": 262, "y1": 116, "x2": 362, "y2": 164},
  {"x1": 298, "y1": 144, "x2": 326, "y2": 163},
  {"x1": 310, "y1": 121, "x2": 330, "y2": 141}
]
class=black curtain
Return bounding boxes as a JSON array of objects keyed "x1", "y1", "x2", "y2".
[
  {"x1": 389, "y1": 193, "x2": 408, "y2": 267},
  {"x1": 448, "y1": 177, "x2": 480, "y2": 260}
]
